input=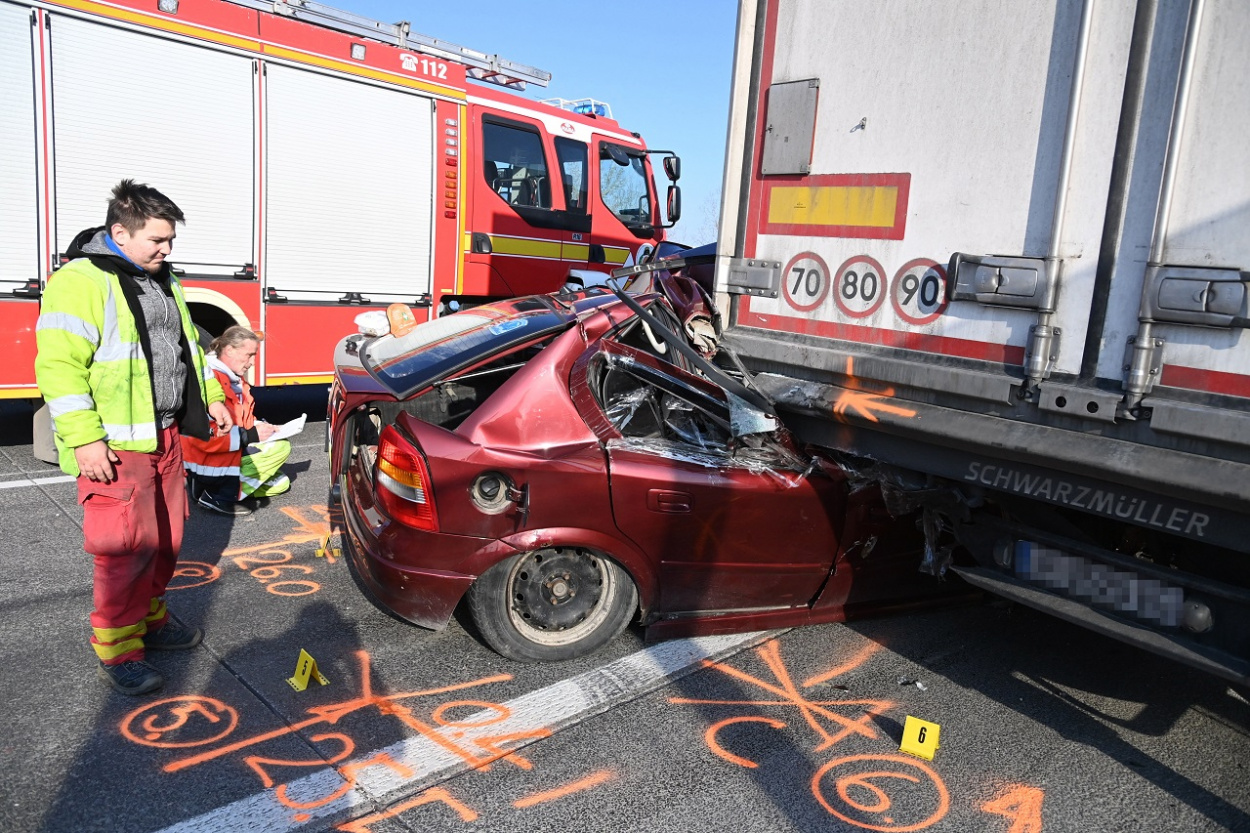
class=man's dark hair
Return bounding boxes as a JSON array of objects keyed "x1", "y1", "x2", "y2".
[{"x1": 106, "y1": 179, "x2": 185, "y2": 233}]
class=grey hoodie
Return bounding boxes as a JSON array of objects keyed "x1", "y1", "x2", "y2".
[{"x1": 80, "y1": 230, "x2": 187, "y2": 426}]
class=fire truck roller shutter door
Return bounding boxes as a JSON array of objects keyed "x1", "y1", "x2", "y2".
[
  {"x1": 49, "y1": 15, "x2": 254, "y2": 274},
  {"x1": 265, "y1": 64, "x2": 435, "y2": 301}
]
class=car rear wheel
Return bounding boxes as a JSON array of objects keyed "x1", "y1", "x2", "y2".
[{"x1": 467, "y1": 548, "x2": 637, "y2": 662}]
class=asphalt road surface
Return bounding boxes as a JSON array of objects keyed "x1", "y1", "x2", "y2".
[{"x1": 1, "y1": 391, "x2": 1247, "y2": 833}]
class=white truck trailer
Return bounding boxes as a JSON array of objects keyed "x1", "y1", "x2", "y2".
[{"x1": 712, "y1": 0, "x2": 1250, "y2": 683}]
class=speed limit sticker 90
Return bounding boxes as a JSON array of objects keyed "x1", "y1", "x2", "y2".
[
  {"x1": 832, "y1": 255, "x2": 887, "y2": 319},
  {"x1": 782, "y1": 252, "x2": 831, "y2": 312},
  {"x1": 891, "y1": 258, "x2": 948, "y2": 325}
]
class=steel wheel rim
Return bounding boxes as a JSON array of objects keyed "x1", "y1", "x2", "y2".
[{"x1": 506, "y1": 548, "x2": 617, "y2": 647}]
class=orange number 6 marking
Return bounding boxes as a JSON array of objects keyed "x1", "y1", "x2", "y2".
[{"x1": 811, "y1": 753, "x2": 949, "y2": 832}]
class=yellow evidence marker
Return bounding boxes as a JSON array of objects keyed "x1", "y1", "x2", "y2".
[
  {"x1": 900, "y1": 715, "x2": 941, "y2": 761},
  {"x1": 287, "y1": 649, "x2": 330, "y2": 692},
  {"x1": 315, "y1": 532, "x2": 341, "y2": 560}
]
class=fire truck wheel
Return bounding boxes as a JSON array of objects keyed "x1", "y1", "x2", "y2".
[{"x1": 467, "y1": 547, "x2": 637, "y2": 662}]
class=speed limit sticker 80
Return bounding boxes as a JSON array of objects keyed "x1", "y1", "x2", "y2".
[
  {"x1": 891, "y1": 258, "x2": 948, "y2": 325},
  {"x1": 832, "y1": 255, "x2": 886, "y2": 319}
]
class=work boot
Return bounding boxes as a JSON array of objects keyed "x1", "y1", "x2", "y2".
[
  {"x1": 145, "y1": 619, "x2": 203, "y2": 651},
  {"x1": 97, "y1": 659, "x2": 164, "y2": 696},
  {"x1": 197, "y1": 491, "x2": 252, "y2": 516}
]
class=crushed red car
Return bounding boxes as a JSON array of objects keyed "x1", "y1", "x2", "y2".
[{"x1": 328, "y1": 274, "x2": 957, "y2": 661}]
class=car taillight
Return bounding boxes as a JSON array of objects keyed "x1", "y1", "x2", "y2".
[{"x1": 375, "y1": 425, "x2": 438, "y2": 531}]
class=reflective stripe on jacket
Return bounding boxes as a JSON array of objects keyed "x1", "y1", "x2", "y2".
[
  {"x1": 35, "y1": 256, "x2": 224, "y2": 476},
  {"x1": 181, "y1": 367, "x2": 256, "y2": 478}
]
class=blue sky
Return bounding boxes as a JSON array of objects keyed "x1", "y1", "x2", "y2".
[{"x1": 328, "y1": 0, "x2": 740, "y2": 245}]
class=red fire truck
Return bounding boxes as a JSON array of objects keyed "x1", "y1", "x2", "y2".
[{"x1": 0, "y1": 0, "x2": 679, "y2": 396}]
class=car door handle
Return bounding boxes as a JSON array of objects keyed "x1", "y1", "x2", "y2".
[{"x1": 647, "y1": 489, "x2": 692, "y2": 513}]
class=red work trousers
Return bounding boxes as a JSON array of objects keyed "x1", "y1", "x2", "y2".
[{"x1": 79, "y1": 425, "x2": 187, "y2": 664}]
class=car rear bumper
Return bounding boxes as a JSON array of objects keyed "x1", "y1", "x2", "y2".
[{"x1": 339, "y1": 470, "x2": 517, "y2": 630}]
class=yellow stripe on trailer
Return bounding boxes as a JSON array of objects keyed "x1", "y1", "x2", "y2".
[{"x1": 768, "y1": 185, "x2": 899, "y2": 228}]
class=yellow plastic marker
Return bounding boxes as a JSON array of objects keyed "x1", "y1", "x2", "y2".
[
  {"x1": 900, "y1": 715, "x2": 940, "y2": 761},
  {"x1": 315, "y1": 532, "x2": 341, "y2": 560},
  {"x1": 287, "y1": 649, "x2": 330, "y2": 692}
]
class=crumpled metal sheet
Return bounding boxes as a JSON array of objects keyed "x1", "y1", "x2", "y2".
[{"x1": 606, "y1": 436, "x2": 813, "y2": 487}]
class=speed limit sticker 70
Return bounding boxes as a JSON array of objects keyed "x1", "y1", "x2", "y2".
[
  {"x1": 891, "y1": 258, "x2": 948, "y2": 325},
  {"x1": 782, "y1": 252, "x2": 831, "y2": 312},
  {"x1": 833, "y1": 255, "x2": 886, "y2": 319}
]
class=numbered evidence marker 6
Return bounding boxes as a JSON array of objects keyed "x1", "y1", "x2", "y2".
[
  {"x1": 900, "y1": 715, "x2": 941, "y2": 761},
  {"x1": 287, "y1": 648, "x2": 330, "y2": 692}
]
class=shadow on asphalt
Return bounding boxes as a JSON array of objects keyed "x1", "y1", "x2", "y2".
[
  {"x1": 845, "y1": 602, "x2": 1250, "y2": 831},
  {"x1": 35, "y1": 598, "x2": 406, "y2": 833}
]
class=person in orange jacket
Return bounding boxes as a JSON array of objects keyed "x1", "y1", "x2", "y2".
[{"x1": 182, "y1": 325, "x2": 291, "y2": 516}]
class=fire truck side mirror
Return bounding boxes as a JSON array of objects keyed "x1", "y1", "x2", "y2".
[
  {"x1": 666, "y1": 185, "x2": 682, "y2": 225},
  {"x1": 663, "y1": 155, "x2": 681, "y2": 182}
]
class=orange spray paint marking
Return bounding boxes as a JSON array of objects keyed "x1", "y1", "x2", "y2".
[
  {"x1": 672, "y1": 640, "x2": 891, "y2": 751},
  {"x1": 163, "y1": 651, "x2": 511, "y2": 773},
  {"x1": 166, "y1": 561, "x2": 222, "y2": 591},
  {"x1": 982, "y1": 784, "x2": 1045, "y2": 833},
  {"x1": 337, "y1": 787, "x2": 478, "y2": 832},
  {"x1": 833, "y1": 389, "x2": 917, "y2": 423},
  {"x1": 811, "y1": 754, "x2": 950, "y2": 832},
  {"x1": 513, "y1": 770, "x2": 615, "y2": 808},
  {"x1": 833, "y1": 355, "x2": 917, "y2": 423},
  {"x1": 705, "y1": 716, "x2": 787, "y2": 768},
  {"x1": 122, "y1": 697, "x2": 238, "y2": 749},
  {"x1": 803, "y1": 641, "x2": 883, "y2": 688},
  {"x1": 246, "y1": 733, "x2": 355, "y2": 787}
]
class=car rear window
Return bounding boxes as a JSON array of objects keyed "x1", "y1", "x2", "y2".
[{"x1": 362, "y1": 304, "x2": 571, "y2": 398}]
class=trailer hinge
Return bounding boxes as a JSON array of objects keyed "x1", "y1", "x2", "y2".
[
  {"x1": 1121, "y1": 334, "x2": 1164, "y2": 415},
  {"x1": 1023, "y1": 325, "x2": 1060, "y2": 387},
  {"x1": 726, "y1": 258, "x2": 780, "y2": 298}
]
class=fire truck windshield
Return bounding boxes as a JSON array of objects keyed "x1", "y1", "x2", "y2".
[{"x1": 599, "y1": 145, "x2": 653, "y2": 231}]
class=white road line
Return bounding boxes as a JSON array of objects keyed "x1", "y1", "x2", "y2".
[
  {"x1": 0, "y1": 474, "x2": 75, "y2": 490},
  {"x1": 155, "y1": 630, "x2": 778, "y2": 833}
]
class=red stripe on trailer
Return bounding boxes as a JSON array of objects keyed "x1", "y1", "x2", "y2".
[
  {"x1": 738, "y1": 296, "x2": 1026, "y2": 365},
  {"x1": 1160, "y1": 364, "x2": 1250, "y2": 399}
]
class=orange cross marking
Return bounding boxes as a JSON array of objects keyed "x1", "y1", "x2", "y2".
[
  {"x1": 163, "y1": 651, "x2": 512, "y2": 773},
  {"x1": 670, "y1": 639, "x2": 894, "y2": 752}
]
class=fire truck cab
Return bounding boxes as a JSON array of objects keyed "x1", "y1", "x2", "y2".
[{"x1": 0, "y1": 0, "x2": 679, "y2": 396}]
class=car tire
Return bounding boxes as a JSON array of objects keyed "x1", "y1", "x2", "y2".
[{"x1": 467, "y1": 547, "x2": 637, "y2": 662}]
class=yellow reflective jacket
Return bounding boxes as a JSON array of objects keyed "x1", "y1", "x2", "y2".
[{"x1": 34, "y1": 229, "x2": 225, "y2": 476}]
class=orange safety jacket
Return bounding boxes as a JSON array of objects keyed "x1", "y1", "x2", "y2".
[{"x1": 181, "y1": 366, "x2": 256, "y2": 478}]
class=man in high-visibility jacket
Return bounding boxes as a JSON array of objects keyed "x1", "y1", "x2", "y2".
[{"x1": 35, "y1": 179, "x2": 234, "y2": 696}]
